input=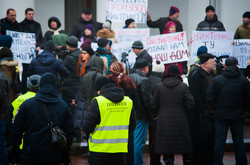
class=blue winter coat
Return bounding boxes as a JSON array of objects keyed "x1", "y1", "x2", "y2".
[{"x1": 27, "y1": 51, "x2": 69, "y2": 77}]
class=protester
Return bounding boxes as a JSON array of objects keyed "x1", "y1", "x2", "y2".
[
  {"x1": 206, "y1": 57, "x2": 250, "y2": 165},
  {"x1": 106, "y1": 61, "x2": 138, "y2": 165},
  {"x1": 0, "y1": 47, "x2": 19, "y2": 101},
  {"x1": 0, "y1": 8, "x2": 19, "y2": 35},
  {"x1": 19, "y1": 8, "x2": 43, "y2": 94},
  {"x1": 147, "y1": 6, "x2": 183, "y2": 34},
  {"x1": 132, "y1": 40, "x2": 152, "y2": 76},
  {"x1": 162, "y1": 21, "x2": 185, "y2": 75},
  {"x1": 188, "y1": 53, "x2": 216, "y2": 165},
  {"x1": 27, "y1": 40, "x2": 69, "y2": 77},
  {"x1": 71, "y1": 8, "x2": 102, "y2": 40},
  {"x1": 123, "y1": 18, "x2": 135, "y2": 28},
  {"x1": 151, "y1": 64, "x2": 194, "y2": 165},
  {"x1": 82, "y1": 76, "x2": 136, "y2": 165},
  {"x1": 11, "y1": 72, "x2": 74, "y2": 165},
  {"x1": 79, "y1": 24, "x2": 97, "y2": 43},
  {"x1": 97, "y1": 20, "x2": 118, "y2": 43},
  {"x1": 196, "y1": 5, "x2": 225, "y2": 31},
  {"x1": 129, "y1": 59, "x2": 152, "y2": 165},
  {"x1": 148, "y1": 60, "x2": 165, "y2": 165}
]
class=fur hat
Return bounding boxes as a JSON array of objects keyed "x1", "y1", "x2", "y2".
[
  {"x1": 95, "y1": 76, "x2": 111, "y2": 91},
  {"x1": 225, "y1": 57, "x2": 238, "y2": 67},
  {"x1": 132, "y1": 41, "x2": 143, "y2": 49},
  {"x1": 66, "y1": 36, "x2": 78, "y2": 48},
  {"x1": 97, "y1": 38, "x2": 109, "y2": 47},
  {"x1": 206, "y1": 5, "x2": 215, "y2": 13},
  {"x1": 199, "y1": 53, "x2": 215, "y2": 64},
  {"x1": 197, "y1": 46, "x2": 208, "y2": 57},
  {"x1": 169, "y1": 6, "x2": 179, "y2": 16},
  {"x1": 167, "y1": 64, "x2": 180, "y2": 75},
  {"x1": 243, "y1": 11, "x2": 250, "y2": 18},
  {"x1": 27, "y1": 74, "x2": 41, "y2": 89},
  {"x1": 44, "y1": 40, "x2": 55, "y2": 52},
  {"x1": 152, "y1": 60, "x2": 165, "y2": 73},
  {"x1": 40, "y1": 72, "x2": 57, "y2": 88}
]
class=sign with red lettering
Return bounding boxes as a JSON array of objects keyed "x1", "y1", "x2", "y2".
[
  {"x1": 106, "y1": 0, "x2": 148, "y2": 23},
  {"x1": 233, "y1": 39, "x2": 250, "y2": 69},
  {"x1": 191, "y1": 31, "x2": 234, "y2": 59},
  {"x1": 147, "y1": 32, "x2": 189, "y2": 64},
  {"x1": 7, "y1": 30, "x2": 36, "y2": 64}
]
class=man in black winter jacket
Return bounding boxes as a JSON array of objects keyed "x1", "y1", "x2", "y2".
[
  {"x1": 0, "y1": 8, "x2": 19, "y2": 35},
  {"x1": 11, "y1": 72, "x2": 74, "y2": 165},
  {"x1": 206, "y1": 57, "x2": 250, "y2": 165},
  {"x1": 196, "y1": 5, "x2": 225, "y2": 31},
  {"x1": 71, "y1": 8, "x2": 102, "y2": 40}
]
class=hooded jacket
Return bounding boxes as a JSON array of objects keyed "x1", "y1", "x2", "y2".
[
  {"x1": 71, "y1": 17, "x2": 103, "y2": 40},
  {"x1": 196, "y1": 14, "x2": 225, "y2": 31},
  {"x1": 206, "y1": 67, "x2": 250, "y2": 121},
  {"x1": 27, "y1": 50, "x2": 69, "y2": 77},
  {"x1": 150, "y1": 76, "x2": 194, "y2": 154},
  {"x1": 11, "y1": 82, "x2": 74, "y2": 164},
  {"x1": 81, "y1": 56, "x2": 104, "y2": 108},
  {"x1": 82, "y1": 83, "x2": 136, "y2": 134},
  {"x1": 43, "y1": 17, "x2": 66, "y2": 42}
]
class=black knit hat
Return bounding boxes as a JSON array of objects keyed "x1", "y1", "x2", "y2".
[
  {"x1": 167, "y1": 64, "x2": 180, "y2": 75},
  {"x1": 197, "y1": 46, "x2": 208, "y2": 57},
  {"x1": 66, "y1": 36, "x2": 78, "y2": 48},
  {"x1": 125, "y1": 18, "x2": 135, "y2": 27},
  {"x1": 132, "y1": 41, "x2": 143, "y2": 49},
  {"x1": 243, "y1": 11, "x2": 250, "y2": 18},
  {"x1": 95, "y1": 77, "x2": 111, "y2": 91},
  {"x1": 40, "y1": 72, "x2": 57, "y2": 88},
  {"x1": 82, "y1": 8, "x2": 91, "y2": 14},
  {"x1": 97, "y1": 38, "x2": 109, "y2": 47},
  {"x1": 44, "y1": 40, "x2": 55, "y2": 53},
  {"x1": 0, "y1": 35, "x2": 13, "y2": 48},
  {"x1": 206, "y1": 5, "x2": 215, "y2": 13},
  {"x1": 225, "y1": 57, "x2": 238, "y2": 67},
  {"x1": 134, "y1": 59, "x2": 148, "y2": 69},
  {"x1": 169, "y1": 6, "x2": 179, "y2": 16},
  {"x1": 199, "y1": 53, "x2": 215, "y2": 64}
]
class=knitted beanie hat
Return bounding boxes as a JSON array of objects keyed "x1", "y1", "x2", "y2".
[
  {"x1": 169, "y1": 6, "x2": 179, "y2": 16},
  {"x1": 132, "y1": 41, "x2": 143, "y2": 49},
  {"x1": 152, "y1": 60, "x2": 165, "y2": 73},
  {"x1": 225, "y1": 57, "x2": 238, "y2": 67},
  {"x1": 95, "y1": 76, "x2": 111, "y2": 91},
  {"x1": 165, "y1": 21, "x2": 176, "y2": 32},
  {"x1": 85, "y1": 24, "x2": 94, "y2": 33},
  {"x1": 197, "y1": 46, "x2": 208, "y2": 57},
  {"x1": 40, "y1": 72, "x2": 57, "y2": 88},
  {"x1": 66, "y1": 36, "x2": 78, "y2": 48},
  {"x1": 167, "y1": 64, "x2": 180, "y2": 75},
  {"x1": 97, "y1": 38, "x2": 109, "y2": 47},
  {"x1": 27, "y1": 74, "x2": 41, "y2": 89},
  {"x1": 206, "y1": 5, "x2": 215, "y2": 13},
  {"x1": 243, "y1": 11, "x2": 250, "y2": 18},
  {"x1": 125, "y1": 18, "x2": 135, "y2": 27}
]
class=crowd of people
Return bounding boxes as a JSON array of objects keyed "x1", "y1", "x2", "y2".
[{"x1": 0, "y1": 4, "x2": 250, "y2": 165}]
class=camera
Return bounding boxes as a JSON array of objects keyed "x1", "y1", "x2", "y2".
[
  {"x1": 120, "y1": 49, "x2": 131, "y2": 74},
  {"x1": 215, "y1": 55, "x2": 229, "y2": 75},
  {"x1": 54, "y1": 46, "x2": 68, "y2": 60}
]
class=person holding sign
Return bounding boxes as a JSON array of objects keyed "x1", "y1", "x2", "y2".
[
  {"x1": 0, "y1": 8, "x2": 20, "y2": 35},
  {"x1": 196, "y1": 5, "x2": 225, "y2": 31},
  {"x1": 146, "y1": 6, "x2": 183, "y2": 34}
]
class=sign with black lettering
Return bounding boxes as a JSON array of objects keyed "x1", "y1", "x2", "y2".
[
  {"x1": 233, "y1": 39, "x2": 250, "y2": 69},
  {"x1": 7, "y1": 30, "x2": 36, "y2": 64}
]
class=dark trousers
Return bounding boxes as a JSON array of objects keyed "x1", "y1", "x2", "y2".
[
  {"x1": 164, "y1": 154, "x2": 192, "y2": 165},
  {"x1": 21, "y1": 160, "x2": 61, "y2": 165},
  {"x1": 148, "y1": 125, "x2": 161, "y2": 165},
  {"x1": 89, "y1": 152, "x2": 126, "y2": 165},
  {"x1": 125, "y1": 131, "x2": 134, "y2": 165},
  {"x1": 21, "y1": 63, "x2": 29, "y2": 94},
  {"x1": 213, "y1": 120, "x2": 247, "y2": 165}
]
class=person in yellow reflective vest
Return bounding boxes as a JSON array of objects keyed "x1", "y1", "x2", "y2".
[
  {"x1": 82, "y1": 76, "x2": 136, "y2": 165},
  {"x1": 12, "y1": 74, "x2": 41, "y2": 149}
]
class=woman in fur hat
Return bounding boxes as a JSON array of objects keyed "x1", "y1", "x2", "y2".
[{"x1": 97, "y1": 20, "x2": 118, "y2": 43}]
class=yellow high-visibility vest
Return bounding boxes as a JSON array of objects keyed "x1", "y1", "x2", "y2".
[{"x1": 88, "y1": 95, "x2": 133, "y2": 153}]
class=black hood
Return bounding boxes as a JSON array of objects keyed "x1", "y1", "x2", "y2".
[
  {"x1": 223, "y1": 66, "x2": 241, "y2": 79},
  {"x1": 35, "y1": 84, "x2": 61, "y2": 103},
  {"x1": 205, "y1": 14, "x2": 218, "y2": 23},
  {"x1": 48, "y1": 17, "x2": 61, "y2": 29},
  {"x1": 162, "y1": 76, "x2": 182, "y2": 88},
  {"x1": 100, "y1": 83, "x2": 124, "y2": 103}
]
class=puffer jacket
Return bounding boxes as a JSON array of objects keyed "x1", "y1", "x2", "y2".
[
  {"x1": 129, "y1": 70, "x2": 152, "y2": 121},
  {"x1": 27, "y1": 50, "x2": 69, "y2": 77},
  {"x1": 196, "y1": 14, "x2": 225, "y2": 31}
]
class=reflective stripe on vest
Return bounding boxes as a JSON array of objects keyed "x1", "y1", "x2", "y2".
[{"x1": 88, "y1": 95, "x2": 133, "y2": 153}]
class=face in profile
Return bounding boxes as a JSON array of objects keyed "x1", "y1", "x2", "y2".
[
  {"x1": 171, "y1": 12, "x2": 180, "y2": 21},
  {"x1": 128, "y1": 22, "x2": 135, "y2": 28}
]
